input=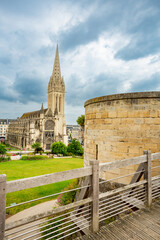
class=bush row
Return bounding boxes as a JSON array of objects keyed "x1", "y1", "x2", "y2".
[
  {"x1": 51, "y1": 139, "x2": 83, "y2": 156},
  {"x1": 21, "y1": 155, "x2": 48, "y2": 160},
  {"x1": 0, "y1": 156, "x2": 11, "y2": 162}
]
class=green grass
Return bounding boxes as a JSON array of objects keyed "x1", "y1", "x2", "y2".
[{"x1": 0, "y1": 158, "x2": 83, "y2": 215}]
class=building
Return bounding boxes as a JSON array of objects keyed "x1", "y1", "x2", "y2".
[
  {"x1": 66, "y1": 125, "x2": 84, "y2": 144},
  {"x1": 67, "y1": 125, "x2": 80, "y2": 142},
  {"x1": 0, "y1": 119, "x2": 15, "y2": 141},
  {"x1": 7, "y1": 45, "x2": 68, "y2": 150}
]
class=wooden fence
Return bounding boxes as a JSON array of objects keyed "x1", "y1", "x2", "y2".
[{"x1": 0, "y1": 150, "x2": 160, "y2": 240}]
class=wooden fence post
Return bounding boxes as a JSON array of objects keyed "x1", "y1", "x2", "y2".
[
  {"x1": 143, "y1": 150, "x2": 152, "y2": 208},
  {"x1": 0, "y1": 174, "x2": 6, "y2": 240},
  {"x1": 96, "y1": 144, "x2": 98, "y2": 160},
  {"x1": 90, "y1": 160, "x2": 99, "y2": 233}
]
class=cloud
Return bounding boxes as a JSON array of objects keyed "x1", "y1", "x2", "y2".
[
  {"x1": 66, "y1": 73, "x2": 125, "y2": 106},
  {"x1": 115, "y1": 2, "x2": 160, "y2": 60},
  {"x1": 0, "y1": 55, "x2": 11, "y2": 65},
  {"x1": 13, "y1": 72, "x2": 47, "y2": 103},
  {"x1": 131, "y1": 72, "x2": 160, "y2": 92},
  {"x1": 0, "y1": 76, "x2": 16, "y2": 102},
  {"x1": 0, "y1": 0, "x2": 160, "y2": 124}
]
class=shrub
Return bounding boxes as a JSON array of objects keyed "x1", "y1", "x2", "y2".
[
  {"x1": 0, "y1": 156, "x2": 10, "y2": 162},
  {"x1": 51, "y1": 142, "x2": 67, "y2": 156},
  {"x1": 0, "y1": 143, "x2": 7, "y2": 155},
  {"x1": 21, "y1": 155, "x2": 48, "y2": 160},
  {"x1": 31, "y1": 142, "x2": 43, "y2": 154},
  {"x1": 57, "y1": 179, "x2": 79, "y2": 206},
  {"x1": 67, "y1": 139, "x2": 83, "y2": 156}
]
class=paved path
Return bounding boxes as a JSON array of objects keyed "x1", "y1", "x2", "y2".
[
  {"x1": 78, "y1": 201, "x2": 160, "y2": 240},
  {"x1": 5, "y1": 199, "x2": 58, "y2": 240},
  {"x1": 6, "y1": 199, "x2": 58, "y2": 224}
]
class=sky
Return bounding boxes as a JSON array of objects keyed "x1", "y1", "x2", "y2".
[{"x1": 0, "y1": 0, "x2": 160, "y2": 124}]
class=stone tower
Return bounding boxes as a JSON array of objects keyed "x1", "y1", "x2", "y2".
[
  {"x1": 48, "y1": 44, "x2": 68, "y2": 145},
  {"x1": 48, "y1": 44, "x2": 65, "y2": 116}
]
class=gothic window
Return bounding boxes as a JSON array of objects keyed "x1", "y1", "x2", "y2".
[
  {"x1": 56, "y1": 96, "x2": 58, "y2": 108},
  {"x1": 59, "y1": 96, "x2": 61, "y2": 112},
  {"x1": 45, "y1": 132, "x2": 54, "y2": 138},
  {"x1": 45, "y1": 120, "x2": 54, "y2": 130}
]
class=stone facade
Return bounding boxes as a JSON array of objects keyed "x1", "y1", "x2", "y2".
[
  {"x1": 84, "y1": 92, "x2": 160, "y2": 184},
  {"x1": 0, "y1": 119, "x2": 15, "y2": 141},
  {"x1": 7, "y1": 45, "x2": 68, "y2": 150}
]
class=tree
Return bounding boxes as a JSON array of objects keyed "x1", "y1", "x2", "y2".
[
  {"x1": 0, "y1": 143, "x2": 7, "y2": 156},
  {"x1": 67, "y1": 139, "x2": 83, "y2": 156},
  {"x1": 76, "y1": 115, "x2": 85, "y2": 127},
  {"x1": 51, "y1": 142, "x2": 68, "y2": 155},
  {"x1": 77, "y1": 115, "x2": 85, "y2": 145},
  {"x1": 31, "y1": 142, "x2": 43, "y2": 153}
]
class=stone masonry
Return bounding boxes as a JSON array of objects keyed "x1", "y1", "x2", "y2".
[{"x1": 84, "y1": 92, "x2": 160, "y2": 184}]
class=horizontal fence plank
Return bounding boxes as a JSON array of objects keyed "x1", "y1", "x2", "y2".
[
  {"x1": 5, "y1": 197, "x2": 92, "y2": 231},
  {"x1": 99, "y1": 180, "x2": 147, "y2": 200},
  {"x1": 152, "y1": 175, "x2": 160, "y2": 181},
  {"x1": 99, "y1": 155, "x2": 147, "y2": 172},
  {"x1": 6, "y1": 167, "x2": 92, "y2": 193},
  {"x1": 152, "y1": 152, "x2": 160, "y2": 160}
]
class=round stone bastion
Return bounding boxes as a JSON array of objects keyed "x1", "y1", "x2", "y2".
[{"x1": 84, "y1": 92, "x2": 160, "y2": 184}]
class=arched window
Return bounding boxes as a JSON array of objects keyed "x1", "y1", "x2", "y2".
[
  {"x1": 59, "y1": 96, "x2": 61, "y2": 112},
  {"x1": 56, "y1": 96, "x2": 58, "y2": 108},
  {"x1": 45, "y1": 120, "x2": 54, "y2": 130}
]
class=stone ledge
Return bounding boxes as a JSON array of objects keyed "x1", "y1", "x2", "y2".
[{"x1": 84, "y1": 91, "x2": 160, "y2": 107}]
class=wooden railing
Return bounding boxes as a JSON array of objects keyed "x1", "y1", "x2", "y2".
[{"x1": 0, "y1": 150, "x2": 160, "y2": 240}]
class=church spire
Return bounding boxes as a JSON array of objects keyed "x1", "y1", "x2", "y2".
[
  {"x1": 52, "y1": 44, "x2": 61, "y2": 81},
  {"x1": 48, "y1": 44, "x2": 65, "y2": 93}
]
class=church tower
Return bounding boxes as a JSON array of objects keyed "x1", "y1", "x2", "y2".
[
  {"x1": 48, "y1": 44, "x2": 68, "y2": 145},
  {"x1": 48, "y1": 44, "x2": 65, "y2": 116}
]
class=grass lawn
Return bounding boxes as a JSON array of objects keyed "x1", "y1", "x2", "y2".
[{"x1": 0, "y1": 158, "x2": 83, "y2": 215}]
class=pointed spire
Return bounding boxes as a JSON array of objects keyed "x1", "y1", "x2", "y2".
[
  {"x1": 52, "y1": 43, "x2": 61, "y2": 80},
  {"x1": 40, "y1": 103, "x2": 44, "y2": 113},
  {"x1": 48, "y1": 44, "x2": 65, "y2": 93}
]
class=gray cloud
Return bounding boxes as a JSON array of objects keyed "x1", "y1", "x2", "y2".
[
  {"x1": 131, "y1": 73, "x2": 160, "y2": 92},
  {"x1": 13, "y1": 72, "x2": 46, "y2": 103},
  {"x1": 66, "y1": 73, "x2": 123, "y2": 106},
  {"x1": 0, "y1": 76, "x2": 15, "y2": 102},
  {"x1": 115, "y1": 12, "x2": 160, "y2": 60},
  {"x1": 57, "y1": 0, "x2": 160, "y2": 62},
  {"x1": 0, "y1": 56, "x2": 11, "y2": 65},
  {"x1": 66, "y1": 72, "x2": 160, "y2": 107},
  {"x1": 0, "y1": 0, "x2": 160, "y2": 123}
]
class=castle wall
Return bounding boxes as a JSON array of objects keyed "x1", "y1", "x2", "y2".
[{"x1": 84, "y1": 92, "x2": 160, "y2": 184}]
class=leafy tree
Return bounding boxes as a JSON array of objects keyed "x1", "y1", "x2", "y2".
[
  {"x1": 51, "y1": 142, "x2": 68, "y2": 156},
  {"x1": 0, "y1": 143, "x2": 7, "y2": 155},
  {"x1": 31, "y1": 142, "x2": 43, "y2": 153},
  {"x1": 76, "y1": 115, "x2": 85, "y2": 127},
  {"x1": 67, "y1": 139, "x2": 83, "y2": 156}
]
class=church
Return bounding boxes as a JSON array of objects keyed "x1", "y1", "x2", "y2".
[{"x1": 7, "y1": 45, "x2": 68, "y2": 150}]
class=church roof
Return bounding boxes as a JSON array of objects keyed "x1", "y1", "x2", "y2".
[{"x1": 21, "y1": 108, "x2": 48, "y2": 119}]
